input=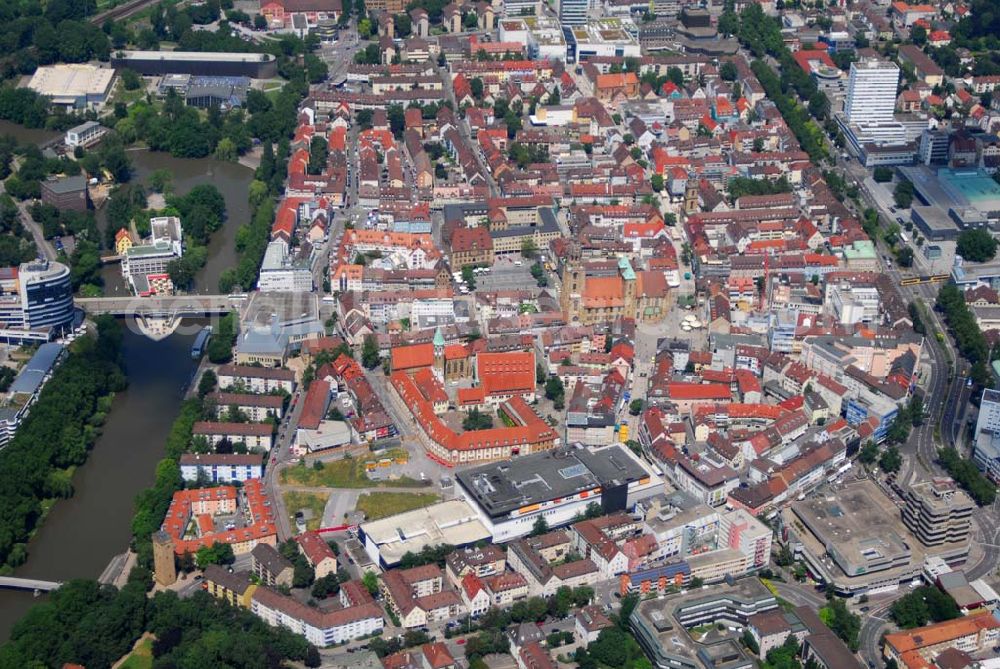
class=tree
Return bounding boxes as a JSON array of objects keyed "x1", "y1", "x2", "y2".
[
  {"x1": 719, "y1": 61, "x2": 738, "y2": 81},
  {"x1": 651, "y1": 174, "x2": 664, "y2": 192},
  {"x1": 894, "y1": 180, "x2": 915, "y2": 208},
  {"x1": 198, "y1": 370, "x2": 217, "y2": 398},
  {"x1": 544, "y1": 375, "x2": 565, "y2": 410},
  {"x1": 897, "y1": 246, "x2": 914, "y2": 268},
  {"x1": 461, "y1": 264, "x2": 476, "y2": 288},
  {"x1": 362, "y1": 570, "x2": 379, "y2": 596},
  {"x1": 628, "y1": 399, "x2": 644, "y2": 416},
  {"x1": 879, "y1": 446, "x2": 903, "y2": 474},
  {"x1": 470, "y1": 77, "x2": 484, "y2": 99},
  {"x1": 521, "y1": 237, "x2": 538, "y2": 259},
  {"x1": 362, "y1": 334, "x2": 380, "y2": 369},
  {"x1": 957, "y1": 228, "x2": 998, "y2": 262},
  {"x1": 462, "y1": 408, "x2": 494, "y2": 431},
  {"x1": 821, "y1": 598, "x2": 861, "y2": 651},
  {"x1": 195, "y1": 542, "x2": 235, "y2": 567},
  {"x1": 891, "y1": 586, "x2": 960, "y2": 628},
  {"x1": 859, "y1": 441, "x2": 879, "y2": 466},
  {"x1": 911, "y1": 24, "x2": 927, "y2": 46},
  {"x1": 529, "y1": 515, "x2": 549, "y2": 536},
  {"x1": 874, "y1": 166, "x2": 894, "y2": 182}
]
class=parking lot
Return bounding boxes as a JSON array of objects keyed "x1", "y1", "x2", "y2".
[{"x1": 474, "y1": 257, "x2": 539, "y2": 292}]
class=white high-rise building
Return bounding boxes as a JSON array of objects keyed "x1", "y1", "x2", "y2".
[
  {"x1": 558, "y1": 0, "x2": 588, "y2": 25},
  {"x1": 973, "y1": 388, "x2": 1000, "y2": 482},
  {"x1": 845, "y1": 60, "x2": 900, "y2": 124}
]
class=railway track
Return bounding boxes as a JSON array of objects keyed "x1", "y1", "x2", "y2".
[{"x1": 89, "y1": 0, "x2": 160, "y2": 25}]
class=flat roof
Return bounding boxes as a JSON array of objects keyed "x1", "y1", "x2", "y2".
[
  {"x1": 359, "y1": 499, "x2": 490, "y2": 565},
  {"x1": 900, "y1": 165, "x2": 1000, "y2": 215},
  {"x1": 791, "y1": 481, "x2": 911, "y2": 576},
  {"x1": 27, "y1": 64, "x2": 115, "y2": 98},
  {"x1": 115, "y1": 50, "x2": 275, "y2": 63},
  {"x1": 8, "y1": 343, "x2": 63, "y2": 395},
  {"x1": 456, "y1": 445, "x2": 649, "y2": 518}
]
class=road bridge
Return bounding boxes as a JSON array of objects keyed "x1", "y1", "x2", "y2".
[
  {"x1": 0, "y1": 576, "x2": 62, "y2": 592},
  {"x1": 77, "y1": 295, "x2": 235, "y2": 318}
]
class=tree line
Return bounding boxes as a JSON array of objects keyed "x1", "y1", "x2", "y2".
[
  {"x1": 936, "y1": 283, "x2": 993, "y2": 386},
  {"x1": 0, "y1": 317, "x2": 126, "y2": 569},
  {"x1": 0, "y1": 577, "x2": 318, "y2": 668}
]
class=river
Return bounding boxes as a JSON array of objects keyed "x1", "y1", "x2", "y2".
[
  {"x1": 99, "y1": 150, "x2": 253, "y2": 294},
  {"x1": 0, "y1": 324, "x2": 201, "y2": 641},
  {"x1": 0, "y1": 123, "x2": 248, "y2": 641},
  {"x1": 0, "y1": 118, "x2": 252, "y2": 295}
]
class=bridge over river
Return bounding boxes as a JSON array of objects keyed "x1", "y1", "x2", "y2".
[
  {"x1": 76, "y1": 295, "x2": 235, "y2": 318},
  {"x1": 0, "y1": 577, "x2": 62, "y2": 593}
]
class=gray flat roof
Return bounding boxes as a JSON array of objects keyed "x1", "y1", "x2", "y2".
[
  {"x1": 115, "y1": 50, "x2": 275, "y2": 63},
  {"x1": 456, "y1": 445, "x2": 648, "y2": 518},
  {"x1": 9, "y1": 343, "x2": 64, "y2": 395}
]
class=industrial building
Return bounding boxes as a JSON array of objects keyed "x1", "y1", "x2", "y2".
[
  {"x1": 111, "y1": 50, "x2": 278, "y2": 78},
  {"x1": 26, "y1": 64, "x2": 116, "y2": 110},
  {"x1": 455, "y1": 445, "x2": 662, "y2": 542}
]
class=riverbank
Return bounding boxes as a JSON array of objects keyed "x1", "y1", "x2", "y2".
[{"x1": 0, "y1": 322, "x2": 201, "y2": 641}]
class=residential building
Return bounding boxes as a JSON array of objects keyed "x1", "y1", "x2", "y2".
[
  {"x1": 179, "y1": 453, "x2": 264, "y2": 483},
  {"x1": 217, "y1": 365, "x2": 296, "y2": 394},
  {"x1": 297, "y1": 531, "x2": 339, "y2": 579},
  {"x1": 204, "y1": 565, "x2": 257, "y2": 608},
  {"x1": 883, "y1": 611, "x2": 1000, "y2": 668},
  {"x1": 206, "y1": 392, "x2": 285, "y2": 421},
  {"x1": 252, "y1": 586, "x2": 384, "y2": 646},
  {"x1": 251, "y1": 543, "x2": 294, "y2": 588},
  {"x1": 191, "y1": 421, "x2": 275, "y2": 451}
]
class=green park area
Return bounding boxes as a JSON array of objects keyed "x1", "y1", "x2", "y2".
[
  {"x1": 279, "y1": 449, "x2": 423, "y2": 489},
  {"x1": 283, "y1": 490, "x2": 331, "y2": 531},
  {"x1": 117, "y1": 637, "x2": 154, "y2": 669},
  {"x1": 354, "y1": 492, "x2": 440, "y2": 521}
]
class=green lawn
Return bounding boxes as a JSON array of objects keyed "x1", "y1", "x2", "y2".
[
  {"x1": 279, "y1": 449, "x2": 423, "y2": 489},
  {"x1": 119, "y1": 638, "x2": 153, "y2": 669},
  {"x1": 283, "y1": 490, "x2": 330, "y2": 531},
  {"x1": 354, "y1": 492, "x2": 440, "y2": 521}
]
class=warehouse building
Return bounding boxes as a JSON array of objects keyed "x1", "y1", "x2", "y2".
[
  {"x1": 111, "y1": 50, "x2": 278, "y2": 78},
  {"x1": 26, "y1": 64, "x2": 116, "y2": 110}
]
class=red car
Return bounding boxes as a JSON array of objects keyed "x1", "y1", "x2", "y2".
[{"x1": 456, "y1": 639, "x2": 465, "y2": 645}]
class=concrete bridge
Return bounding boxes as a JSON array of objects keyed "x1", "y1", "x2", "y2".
[
  {"x1": 0, "y1": 576, "x2": 62, "y2": 592},
  {"x1": 76, "y1": 295, "x2": 236, "y2": 318}
]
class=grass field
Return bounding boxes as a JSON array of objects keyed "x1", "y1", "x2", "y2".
[
  {"x1": 283, "y1": 490, "x2": 330, "y2": 531},
  {"x1": 354, "y1": 492, "x2": 440, "y2": 521},
  {"x1": 118, "y1": 638, "x2": 153, "y2": 669},
  {"x1": 279, "y1": 449, "x2": 423, "y2": 489}
]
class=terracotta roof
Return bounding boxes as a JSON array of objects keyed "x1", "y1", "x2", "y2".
[{"x1": 391, "y1": 343, "x2": 436, "y2": 371}]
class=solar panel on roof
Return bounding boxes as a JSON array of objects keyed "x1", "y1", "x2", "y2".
[{"x1": 559, "y1": 464, "x2": 587, "y2": 479}]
